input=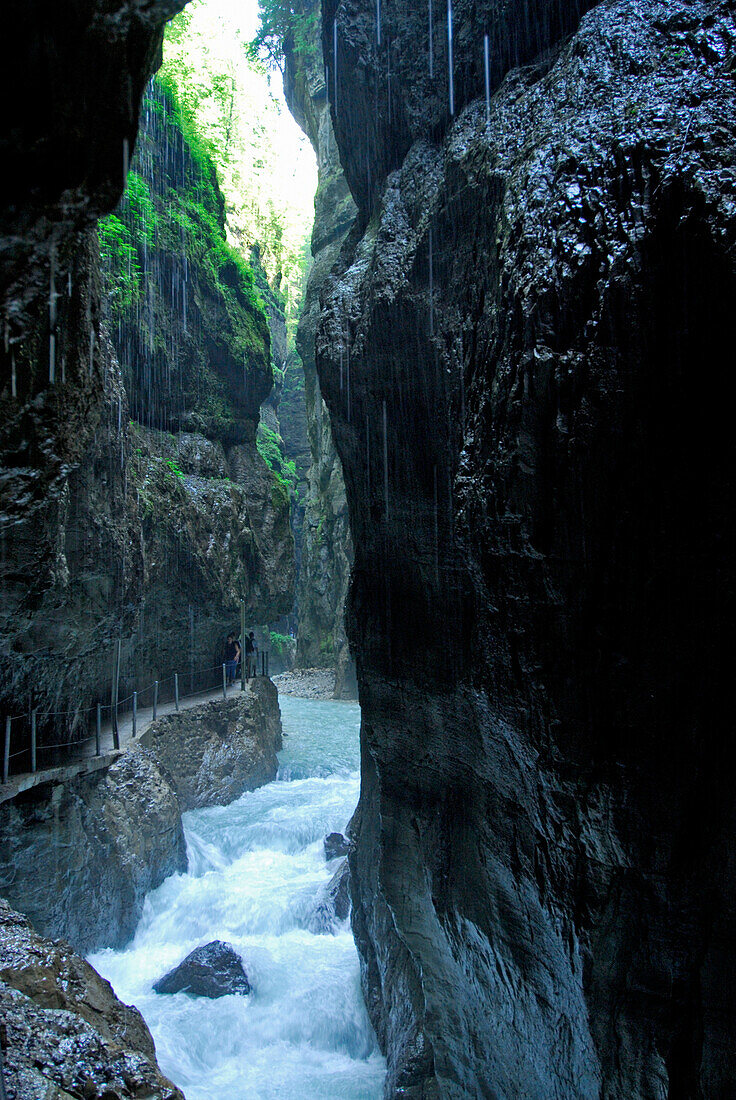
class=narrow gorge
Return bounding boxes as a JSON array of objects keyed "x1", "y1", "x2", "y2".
[{"x1": 1, "y1": 0, "x2": 735, "y2": 1098}]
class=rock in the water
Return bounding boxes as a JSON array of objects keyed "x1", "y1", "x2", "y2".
[
  {"x1": 139, "y1": 681, "x2": 282, "y2": 811},
  {"x1": 324, "y1": 832, "x2": 350, "y2": 860},
  {"x1": 0, "y1": 899, "x2": 184, "y2": 1100},
  {"x1": 307, "y1": 859, "x2": 351, "y2": 934},
  {"x1": 153, "y1": 941, "x2": 251, "y2": 998},
  {"x1": 328, "y1": 858, "x2": 351, "y2": 922}
]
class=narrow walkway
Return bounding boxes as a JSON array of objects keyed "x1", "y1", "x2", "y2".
[{"x1": 0, "y1": 680, "x2": 258, "y2": 806}]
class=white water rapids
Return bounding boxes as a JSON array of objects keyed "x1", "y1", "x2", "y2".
[{"x1": 90, "y1": 696, "x2": 386, "y2": 1099}]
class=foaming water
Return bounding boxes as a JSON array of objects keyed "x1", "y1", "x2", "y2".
[{"x1": 90, "y1": 695, "x2": 385, "y2": 1099}]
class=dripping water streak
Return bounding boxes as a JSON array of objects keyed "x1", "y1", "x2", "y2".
[
  {"x1": 429, "y1": 227, "x2": 434, "y2": 336},
  {"x1": 333, "y1": 19, "x2": 339, "y2": 116},
  {"x1": 429, "y1": 0, "x2": 434, "y2": 79},
  {"x1": 433, "y1": 465, "x2": 439, "y2": 584},
  {"x1": 484, "y1": 35, "x2": 491, "y2": 126},
  {"x1": 447, "y1": 0, "x2": 454, "y2": 115},
  {"x1": 382, "y1": 399, "x2": 389, "y2": 521}
]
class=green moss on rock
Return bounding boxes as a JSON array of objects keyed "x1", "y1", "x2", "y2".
[{"x1": 99, "y1": 79, "x2": 272, "y2": 444}]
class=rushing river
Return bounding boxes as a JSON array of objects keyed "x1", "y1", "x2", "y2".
[{"x1": 90, "y1": 695, "x2": 386, "y2": 1099}]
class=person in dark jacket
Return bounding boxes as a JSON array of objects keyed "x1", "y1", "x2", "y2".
[{"x1": 225, "y1": 634, "x2": 240, "y2": 683}]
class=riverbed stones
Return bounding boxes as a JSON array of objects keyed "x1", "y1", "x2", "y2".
[
  {"x1": 273, "y1": 667, "x2": 337, "y2": 700},
  {"x1": 138, "y1": 679, "x2": 282, "y2": 811},
  {"x1": 153, "y1": 941, "x2": 251, "y2": 998},
  {"x1": 0, "y1": 900, "x2": 183, "y2": 1100}
]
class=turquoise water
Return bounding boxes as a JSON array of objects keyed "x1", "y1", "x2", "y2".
[{"x1": 90, "y1": 695, "x2": 385, "y2": 1099}]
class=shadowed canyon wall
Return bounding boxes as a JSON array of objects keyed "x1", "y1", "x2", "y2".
[
  {"x1": 317, "y1": 0, "x2": 736, "y2": 1095},
  {"x1": 284, "y1": 4, "x2": 359, "y2": 696},
  {"x1": 0, "y1": 21, "x2": 294, "y2": 753}
]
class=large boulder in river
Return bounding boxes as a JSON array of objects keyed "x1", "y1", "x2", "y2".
[
  {"x1": 139, "y1": 679, "x2": 282, "y2": 811},
  {"x1": 0, "y1": 899, "x2": 184, "y2": 1099},
  {"x1": 154, "y1": 941, "x2": 251, "y2": 998}
]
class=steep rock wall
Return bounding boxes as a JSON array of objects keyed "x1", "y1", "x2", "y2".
[
  {"x1": 319, "y1": 0, "x2": 736, "y2": 1095},
  {"x1": 1, "y1": 71, "x2": 295, "y2": 753},
  {"x1": 0, "y1": 747, "x2": 186, "y2": 954},
  {"x1": 0, "y1": 0, "x2": 187, "y2": 522},
  {"x1": 139, "y1": 678, "x2": 282, "y2": 811},
  {"x1": 284, "y1": 4, "x2": 358, "y2": 696}
]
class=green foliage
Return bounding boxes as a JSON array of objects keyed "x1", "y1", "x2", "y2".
[
  {"x1": 257, "y1": 423, "x2": 299, "y2": 499},
  {"x1": 269, "y1": 631, "x2": 294, "y2": 657},
  {"x1": 159, "y1": 0, "x2": 316, "y2": 330},
  {"x1": 250, "y1": 0, "x2": 320, "y2": 70},
  {"x1": 98, "y1": 215, "x2": 142, "y2": 315},
  {"x1": 166, "y1": 459, "x2": 186, "y2": 481},
  {"x1": 99, "y1": 79, "x2": 271, "y2": 439},
  {"x1": 257, "y1": 424, "x2": 284, "y2": 469}
]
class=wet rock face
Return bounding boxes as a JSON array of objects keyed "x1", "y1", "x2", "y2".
[
  {"x1": 153, "y1": 941, "x2": 251, "y2": 998},
  {"x1": 320, "y1": 0, "x2": 736, "y2": 1095},
  {"x1": 324, "y1": 0, "x2": 600, "y2": 214},
  {"x1": 1, "y1": 14, "x2": 294, "y2": 759},
  {"x1": 0, "y1": 900, "x2": 184, "y2": 1100},
  {"x1": 284, "y1": 4, "x2": 358, "y2": 696},
  {"x1": 0, "y1": 748, "x2": 186, "y2": 954},
  {"x1": 0, "y1": 0, "x2": 187, "y2": 519},
  {"x1": 139, "y1": 679, "x2": 283, "y2": 811}
]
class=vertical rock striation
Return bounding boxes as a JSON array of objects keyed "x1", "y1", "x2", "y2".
[
  {"x1": 284, "y1": 3, "x2": 359, "y2": 696},
  {"x1": 319, "y1": 0, "x2": 736, "y2": 1094}
]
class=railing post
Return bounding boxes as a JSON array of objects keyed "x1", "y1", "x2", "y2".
[
  {"x1": 31, "y1": 710, "x2": 37, "y2": 773},
  {"x1": 96, "y1": 704, "x2": 101, "y2": 756},
  {"x1": 111, "y1": 638, "x2": 121, "y2": 751},
  {"x1": 3, "y1": 718, "x2": 10, "y2": 784},
  {"x1": 153, "y1": 680, "x2": 159, "y2": 721},
  {"x1": 222, "y1": 663, "x2": 227, "y2": 698},
  {"x1": 132, "y1": 691, "x2": 137, "y2": 738},
  {"x1": 174, "y1": 673, "x2": 179, "y2": 712}
]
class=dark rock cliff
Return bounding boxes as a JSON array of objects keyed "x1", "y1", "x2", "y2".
[
  {"x1": 1, "y1": 66, "x2": 295, "y2": 754},
  {"x1": 0, "y1": 0, "x2": 188, "y2": 522},
  {"x1": 319, "y1": 0, "x2": 736, "y2": 1095},
  {"x1": 284, "y1": 2, "x2": 358, "y2": 696},
  {"x1": 0, "y1": 745, "x2": 186, "y2": 954}
]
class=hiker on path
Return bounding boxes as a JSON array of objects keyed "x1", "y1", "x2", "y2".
[{"x1": 225, "y1": 634, "x2": 240, "y2": 684}]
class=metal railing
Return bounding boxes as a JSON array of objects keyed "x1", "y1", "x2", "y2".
[{"x1": 1, "y1": 649, "x2": 270, "y2": 786}]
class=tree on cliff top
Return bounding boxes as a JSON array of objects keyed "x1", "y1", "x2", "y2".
[{"x1": 250, "y1": 0, "x2": 319, "y2": 71}]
